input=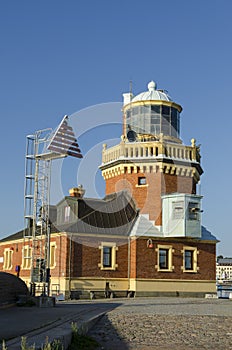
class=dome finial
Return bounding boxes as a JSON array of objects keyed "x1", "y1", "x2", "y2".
[{"x1": 148, "y1": 80, "x2": 156, "y2": 91}]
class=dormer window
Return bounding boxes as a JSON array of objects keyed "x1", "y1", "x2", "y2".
[
  {"x1": 188, "y1": 202, "x2": 200, "y2": 221},
  {"x1": 172, "y1": 201, "x2": 184, "y2": 220},
  {"x1": 64, "y1": 206, "x2": 70, "y2": 222},
  {"x1": 138, "y1": 177, "x2": 146, "y2": 186}
]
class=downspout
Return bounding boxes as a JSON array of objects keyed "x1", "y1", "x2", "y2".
[
  {"x1": 128, "y1": 236, "x2": 131, "y2": 292},
  {"x1": 68, "y1": 234, "x2": 73, "y2": 299},
  {"x1": 58, "y1": 233, "x2": 61, "y2": 293}
]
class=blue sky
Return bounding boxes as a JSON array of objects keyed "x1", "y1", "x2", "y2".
[{"x1": 0, "y1": 0, "x2": 231, "y2": 256}]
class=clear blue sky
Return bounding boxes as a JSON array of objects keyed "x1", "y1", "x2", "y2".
[{"x1": 0, "y1": 0, "x2": 231, "y2": 256}]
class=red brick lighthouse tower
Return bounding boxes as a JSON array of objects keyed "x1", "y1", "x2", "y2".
[{"x1": 100, "y1": 81, "x2": 203, "y2": 232}]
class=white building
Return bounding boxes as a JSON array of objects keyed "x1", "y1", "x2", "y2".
[{"x1": 216, "y1": 258, "x2": 232, "y2": 280}]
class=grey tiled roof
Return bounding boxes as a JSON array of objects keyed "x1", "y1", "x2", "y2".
[
  {"x1": 217, "y1": 258, "x2": 232, "y2": 265},
  {"x1": 56, "y1": 191, "x2": 138, "y2": 236},
  {"x1": 0, "y1": 191, "x2": 138, "y2": 242}
]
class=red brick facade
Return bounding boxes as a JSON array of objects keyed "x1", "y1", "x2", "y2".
[
  {"x1": 0, "y1": 235, "x2": 216, "y2": 286},
  {"x1": 105, "y1": 171, "x2": 196, "y2": 224}
]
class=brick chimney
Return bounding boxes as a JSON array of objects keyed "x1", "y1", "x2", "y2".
[{"x1": 69, "y1": 185, "x2": 85, "y2": 198}]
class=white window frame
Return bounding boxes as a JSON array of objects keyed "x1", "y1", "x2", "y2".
[
  {"x1": 182, "y1": 246, "x2": 199, "y2": 273},
  {"x1": 22, "y1": 245, "x2": 32, "y2": 270},
  {"x1": 3, "y1": 248, "x2": 13, "y2": 270},
  {"x1": 98, "y1": 242, "x2": 118, "y2": 271},
  {"x1": 156, "y1": 245, "x2": 174, "y2": 272},
  {"x1": 64, "y1": 205, "x2": 71, "y2": 223},
  {"x1": 50, "y1": 243, "x2": 56, "y2": 269}
]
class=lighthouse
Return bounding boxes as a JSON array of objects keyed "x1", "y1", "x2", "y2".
[{"x1": 100, "y1": 80, "x2": 203, "y2": 236}]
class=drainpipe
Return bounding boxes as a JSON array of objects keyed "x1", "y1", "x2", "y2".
[
  {"x1": 128, "y1": 236, "x2": 131, "y2": 292},
  {"x1": 68, "y1": 234, "x2": 73, "y2": 298}
]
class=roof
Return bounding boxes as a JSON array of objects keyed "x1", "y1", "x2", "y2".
[
  {"x1": 0, "y1": 229, "x2": 25, "y2": 243},
  {"x1": 130, "y1": 214, "x2": 162, "y2": 238},
  {"x1": 132, "y1": 81, "x2": 172, "y2": 103},
  {"x1": 56, "y1": 191, "x2": 138, "y2": 236},
  {"x1": 217, "y1": 258, "x2": 232, "y2": 265},
  {"x1": 201, "y1": 226, "x2": 219, "y2": 242},
  {"x1": 0, "y1": 191, "x2": 138, "y2": 242},
  {"x1": 0, "y1": 193, "x2": 218, "y2": 243}
]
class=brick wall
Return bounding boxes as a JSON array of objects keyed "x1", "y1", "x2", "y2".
[
  {"x1": 132, "y1": 238, "x2": 216, "y2": 280},
  {"x1": 0, "y1": 233, "x2": 216, "y2": 289},
  {"x1": 105, "y1": 172, "x2": 196, "y2": 224},
  {"x1": 0, "y1": 235, "x2": 69, "y2": 280},
  {"x1": 71, "y1": 236, "x2": 129, "y2": 279},
  {"x1": 0, "y1": 241, "x2": 30, "y2": 279}
]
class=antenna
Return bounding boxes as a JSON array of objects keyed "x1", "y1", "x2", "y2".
[{"x1": 129, "y1": 80, "x2": 133, "y2": 94}]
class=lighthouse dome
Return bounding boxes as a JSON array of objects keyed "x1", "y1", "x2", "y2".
[{"x1": 132, "y1": 80, "x2": 172, "y2": 102}]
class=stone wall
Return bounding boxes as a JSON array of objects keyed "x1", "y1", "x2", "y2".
[{"x1": 0, "y1": 272, "x2": 29, "y2": 307}]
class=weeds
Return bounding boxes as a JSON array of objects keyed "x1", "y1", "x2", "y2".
[
  {"x1": 1, "y1": 322, "x2": 98, "y2": 350},
  {"x1": 68, "y1": 322, "x2": 99, "y2": 350}
]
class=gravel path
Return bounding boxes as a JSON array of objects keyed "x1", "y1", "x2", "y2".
[{"x1": 88, "y1": 297, "x2": 232, "y2": 349}]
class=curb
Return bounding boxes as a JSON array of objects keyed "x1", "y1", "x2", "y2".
[{"x1": 6, "y1": 312, "x2": 106, "y2": 350}]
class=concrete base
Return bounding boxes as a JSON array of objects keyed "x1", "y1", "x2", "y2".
[{"x1": 36, "y1": 296, "x2": 56, "y2": 308}]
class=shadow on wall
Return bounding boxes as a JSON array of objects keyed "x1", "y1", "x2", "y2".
[{"x1": 0, "y1": 272, "x2": 29, "y2": 307}]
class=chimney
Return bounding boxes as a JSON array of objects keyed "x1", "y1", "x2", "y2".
[{"x1": 69, "y1": 185, "x2": 85, "y2": 198}]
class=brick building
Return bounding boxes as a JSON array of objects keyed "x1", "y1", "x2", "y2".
[{"x1": 0, "y1": 80, "x2": 218, "y2": 298}]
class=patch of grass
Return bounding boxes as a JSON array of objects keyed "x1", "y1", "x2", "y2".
[
  {"x1": 68, "y1": 334, "x2": 99, "y2": 350},
  {"x1": 2, "y1": 337, "x2": 63, "y2": 350},
  {"x1": 68, "y1": 323, "x2": 99, "y2": 350},
  {"x1": 2, "y1": 322, "x2": 98, "y2": 350}
]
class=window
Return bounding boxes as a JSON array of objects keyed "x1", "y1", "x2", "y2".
[
  {"x1": 22, "y1": 246, "x2": 32, "y2": 269},
  {"x1": 162, "y1": 105, "x2": 170, "y2": 116},
  {"x1": 138, "y1": 177, "x2": 146, "y2": 186},
  {"x1": 172, "y1": 201, "x2": 184, "y2": 220},
  {"x1": 3, "y1": 248, "x2": 13, "y2": 270},
  {"x1": 98, "y1": 242, "x2": 118, "y2": 270},
  {"x1": 50, "y1": 243, "x2": 56, "y2": 268},
  {"x1": 64, "y1": 206, "x2": 70, "y2": 222},
  {"x1": 188, "y1": 202, "x2": 199, "y2": 220},
  {"x1": 103, "y1": 247, "x2": 112, "y2": 267},
  {"x1": 156, "y1": 245, "x2": 173, "y2": 272},
  {"x1": 182, "y1": 247, "x2": 198, "y2": 272},
  {"x1": 151, "y1": 105, "x2": 160, "y2": 114},
  {"x1": 184, "y1": 250, "x2": 193, "y2": 270},
  {"x1": 159, "y1": 249, "x2": 169, "y2": 269}
]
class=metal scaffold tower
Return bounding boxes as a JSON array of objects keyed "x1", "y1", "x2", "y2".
[{"x1": 23, "y1": 116, "x2": 82, "y2": 296}]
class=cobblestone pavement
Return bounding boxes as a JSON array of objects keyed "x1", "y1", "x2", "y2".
[{"x1": 88, "y1": 297, "x2": 232, "y2": 349}]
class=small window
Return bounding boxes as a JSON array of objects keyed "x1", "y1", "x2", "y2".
[
  {"x1": 22, "y1": 246, "x2": 32, "y2": 269},
  {"x1": 184, "y1": 250, "x2": 193, "y2": 270},
  {"x1": 188, "y1": 202, "x2": 199, "y2": 220},
  {"x1": 3, "y1": 249, "x2": 13, "y2": 270},
  {"x1": 156, "y1": 245, "x2": 173, "y2": 272},
  {"x1": 172, "y1": 201, "x2": 184, "y2": 220},
  {"x1": 159, "y1": 249, "x2": 169, "y2": 269},
  {"x1": 162, "y1": 105, "x2": 170, "y2": 116},
  {"x1": 103, "y1": 247, "x2": 112, "y2": 267},
  {"x1": 98, "y1": 242, "x2": 118, "y2": 270},
  {"x1": 151, "y1": 105, "x2": 160, "y2": 114},
  {"x1": 64, "y1": 206, "x2": 70, "y2": 222},
  {"x1": 50, "y1": 244, "x2": 56, "y2": 268},
  {"x1": 132, "y1": 106, "x2": 139, "y2": 115},
  {"x1": 138, "y1": 177, "x2": 146, "y2": 186},
  {"x1": 182, "y1": 247, "x2": 198, "y2": 272}
]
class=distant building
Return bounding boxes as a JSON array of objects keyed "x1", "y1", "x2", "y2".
[
  {"x1": 216, "y1": 258, "x2": 232, "y2": 280},
  {"x1": 0, "y1": 80, "x2": 219, "y2": 298}
]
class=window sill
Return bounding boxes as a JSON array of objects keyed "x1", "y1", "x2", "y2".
[
  {"x1": 98, "y1": 263, "x2": 118, "y2": 271},
  {"x1": 135, "y1": 184, "x2": 148, "y2": 188},
  {"x1": 183, "y1": 269, "x2": 198, "y2": 273}
]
